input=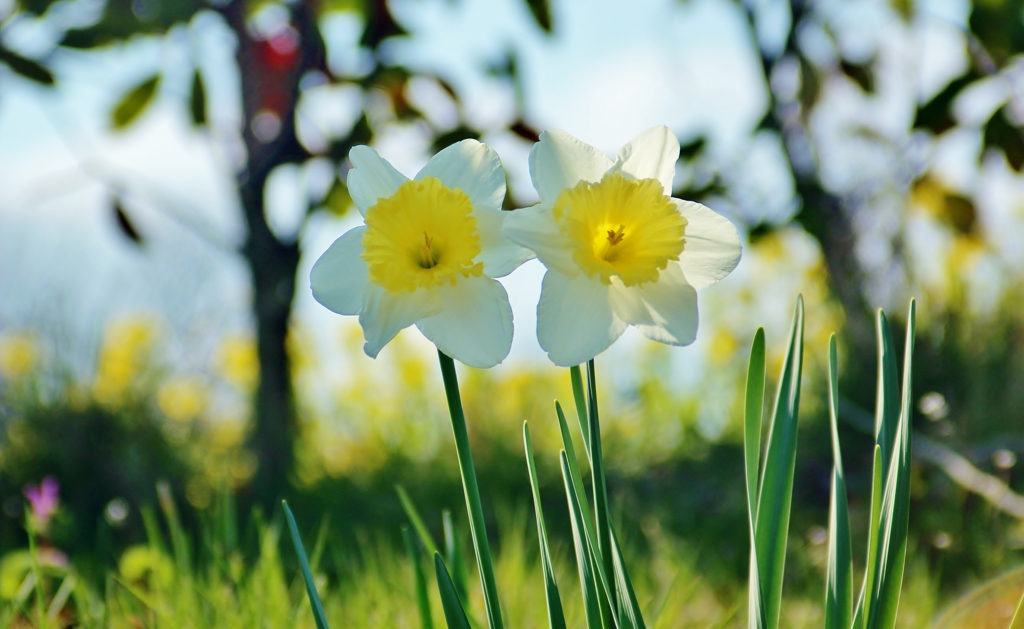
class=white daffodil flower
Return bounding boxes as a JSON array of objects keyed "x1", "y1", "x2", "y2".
[
  {"x1": 310, "y1": 140, "x2": 533, "y2": 368},
  {"x1": 503, "y1": 127, "x2": 742, "y2": 367}
]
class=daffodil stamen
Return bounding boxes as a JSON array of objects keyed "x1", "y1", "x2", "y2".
[
  {"x1": 362, "y1": 176, "x2": 483, "y2": 293},
  {"x1": 606, "y1": 225, "x2": 626, "y2": 247},
  {"x1": 553, "y1": 172, "x2": 687, "y2": 286},
  {"x1": 419, "y1": 232, "x2": 438, "y2": 268}
]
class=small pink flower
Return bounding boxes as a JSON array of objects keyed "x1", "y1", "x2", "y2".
[{"x1": 23, "y1": 476, "x2": 59, "y2": 525}]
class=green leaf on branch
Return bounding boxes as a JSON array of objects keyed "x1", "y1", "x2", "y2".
[
  {"x1": 190, "y1": 69, "x2": 207, "y2": 127},
  {"x1": 112, "y1": 74, "x2": 161, "y2": 130},
  {"x1": 0, "y1": 47, "x2": 55, "y2": 85},
  {"x1": 523, "y1": 0, "x2": 553, "y2": 33},
  {"x1": 984, "y1": 106, "x2": 1024, "y2": 172}
]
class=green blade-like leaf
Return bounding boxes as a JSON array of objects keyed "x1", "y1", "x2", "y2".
[
  {"x1": 744, "y1": 328, "x2": 766, "y2": 524},
  {"x1": 556, "y1": 403, "x2": 618, "y2": 629},
  {"x1": 866, "y1": 300, "x2": 915, "y2": 629},
  {"x1": 874, "y1": 310, "x2": 901, "y2": 479},
  {"x1": 397, "y1": 484, "x2": 441, "y2": 557},
  {"x1": 586, "y1": 359, "x2": 617, "y2": 624},
  {"x1": 610, "y1": 527, "x2": 645, "y2": 629},
  {"x1": 112, "y1": 74, "x2": 161, "y2": 129},
  {"x1": 570, "y1": 365, "x2": 590, "y2": 456},
  {"x1": 435, "y1": 554, "x2": 473, "y2": 629},
  {"x1": 282, "y1": 501, "x2": 330, "y2": 629},
  {"x1": 403, "y1": 526, "x2": 434, "y2": 629},
  {"x1": 743, "y1": 328, "x2": 768, "y2": 629},
  {"x1": 443, "y1": 510, "x2": 470, "y2": 605},
  {"x1": 825, "y1": 336, "x2": 853, "y2": 629},
  {"x1": 753, "y1": 296, "x2": 805, "y2": 629},
  {"x1": 859, "y1": 445, "x2": 884, "y2": 629},
  {"x1": 524, "y1": 422, "x2": 567, "y2": 629},
  {"x1": 560, "y1": 451, "x2": 610, "y2": 629},
  {"x1": 555, "y1": 401, "x2": 596, "y2": 536}
]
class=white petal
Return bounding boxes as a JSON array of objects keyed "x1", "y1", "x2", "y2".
[
  {"x1": 529, "y1": 129, "x2": 613, "y2": 204},
  {"x1": 416, "y1": 139, "x2": 505, "y2": 209},
  {"x1": 416, "y1": 275, "x2": 513, "y2": 368},
  {"x1": 613, "y1": 126, "x2": 680, "y2": 194},
  {"x1": 501, "y1": 204, "x2": 578, "y2": 277},
  {"x1": 310, "y1": 226, "x2": 368, "y2": 316},
  {"x1": 347, "y1": 145, "x2": 408, "y2": 217},
  {"x1": 474, "y1": 206, "x2": 535, "y2": 278},
  {"x1": 675, "y1": 200, "x2": 743, "y2": 290},
  {"x1": 359, "y1": 286, "x2": 442, "y2": 358},
  {"x1": 536, "y1": 271, "x2": 626, "y2": 367},
  {"x1": 610, "y1": 263, "x2": 698, "y2": 346}
]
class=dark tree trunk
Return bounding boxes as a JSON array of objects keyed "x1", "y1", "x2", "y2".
[{"x1": 221, "y1": 0, "x2": 325, "y2": 504}]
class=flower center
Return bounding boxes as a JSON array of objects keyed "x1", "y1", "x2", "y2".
[
  {"x1": 553, "y1": 172, "x2": 687, "y2": 286},
  {"x1": 362, "y1": 176, "x2": 483, "y2": 293}
]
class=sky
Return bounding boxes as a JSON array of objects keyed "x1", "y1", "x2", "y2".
[{"x1": 0, "y1": 0, "x2": 984, "y2": 416}]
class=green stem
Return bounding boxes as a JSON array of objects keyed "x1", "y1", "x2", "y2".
[
  {"x1": 437, "y1": 350, "x2": 504, "y2": 629},
  {"x1": 586, "y1": 359, "x2": 616, "y2": 623}
]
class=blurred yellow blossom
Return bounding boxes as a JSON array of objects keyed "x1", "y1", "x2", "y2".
[
  {"x1": 92, "y1": 316, "x2": 159, "y2": 406},
  {"x1": 0, "y1": 333, "x2": 37, "y2": 379},
  {"x1": 216, "y1": 334, "x2": 259, "y2": 391},
  {"x1": 156, "y1": 375, "x2": 208, "y2": 422}
]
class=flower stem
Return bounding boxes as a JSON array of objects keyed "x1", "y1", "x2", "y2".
[{"x1": 437, "y1": 350, "x2": 504, "y2": 629}]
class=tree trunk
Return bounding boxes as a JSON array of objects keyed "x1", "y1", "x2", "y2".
[{"x1": 221, "y1": 0, "x2": 324, "y2": 504}]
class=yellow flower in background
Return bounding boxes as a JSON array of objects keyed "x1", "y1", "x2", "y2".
[
  {"x1": 503, "y1": 127, "x2": 742, "y2": 366},
  {"x1": 216, "y1": 334, "x2": 259, "y2": 391},
  {"x1": 310, "y1": 140, "x2": 533, "y2": 368},
  {"x1": 92, "y1": 317, "x2": 158, "y2": 405},
  {"x1": 0, "y1": 333, "x2": 38, "y2": 379},
  {"x1": 156, "y1": 375, "x2": 208, "y2": 422}
]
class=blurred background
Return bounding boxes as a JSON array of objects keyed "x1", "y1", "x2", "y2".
[{"x1": 2, "y1": 0, "x2": 1024, "y2": 624}]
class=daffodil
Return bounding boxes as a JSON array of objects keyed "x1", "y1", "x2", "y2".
[
  {"x1": 310, "y1": 140, "x2": 533, "y2": 368},
  {"x1": 503, "y1": 127, "x2": 742, "y2": 367}
]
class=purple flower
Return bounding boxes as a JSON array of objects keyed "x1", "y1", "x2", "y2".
[{"x1": 23, "y1": 476, "x2": 59, "y2": 525}]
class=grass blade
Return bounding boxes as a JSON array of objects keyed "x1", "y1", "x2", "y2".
[
  {"x1": 561, "y1": 451, "x2": 611, "y2": 629},
  {"x1": 435, "y1": 554, "x2": 473, "y2": 629},
  {"x1": 403, "y1": 526, "x2": 434, "y2": 629},
  {"x1": 743, "y1": 328, "x2": 768, "y2": 629},
  {"x1": 753, "y1": 296, "x2": 805, "y2": 629},
  {"x1": 438, "y1": 350, "x2": 504, "y2": 629},
  {"x1": 610, "y1": 527, "x2": 645, "y2": 629},
  {"x1": 525, "y1": 422, "x2": 568, "y2": 629},
  {"x1": 397, "y1": 484, "x2": 441, "y2": 557},
  {"x1": 1009, "y1": 587, "x2": 1024, "y2": 629},
  {"x1": 825, "y1": 335, "x2": 853, "y2": 629},
  {"x1": 443, "y1": 510, "x2": 470, "y2": 604},
  {"x1": 866, "y1": 300, "x2": 915, "y2": 629},
  {"x1": 282, "y1": 501, "x2": 330, "y2": 629}
]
